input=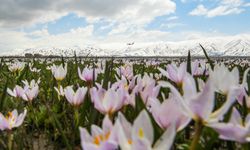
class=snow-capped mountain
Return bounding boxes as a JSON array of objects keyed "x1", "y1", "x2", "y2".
[{"x1": 13, "y1": 35, "x2": 250, "y2": 57}]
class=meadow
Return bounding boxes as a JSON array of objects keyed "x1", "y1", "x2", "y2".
[{"x1": 1, "y1": 51, "x2": 250, "y2": 150}]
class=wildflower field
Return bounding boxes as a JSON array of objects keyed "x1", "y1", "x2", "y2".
[{"x1": 1, "y1": 51, "x2": 250, "y2": 150}]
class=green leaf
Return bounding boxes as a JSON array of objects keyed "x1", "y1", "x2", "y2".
[
  {"x1": 200, "y1": 44, "x2": 214, "y2": 70},
  {"x1": 187, "y1": 50, "x2": 192, "y2": 74}
]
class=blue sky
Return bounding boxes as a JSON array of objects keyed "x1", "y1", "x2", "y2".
[{"x1": 0, "y1": 0, "x2": 249, "y2": 51}]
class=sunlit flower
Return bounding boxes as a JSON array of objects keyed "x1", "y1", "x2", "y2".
[
  {"x1": 22, "y1": 79, "x2": 40, "y2": 87},
  {"x1": 0, "y1": 109, "x2": 27, "y2": 130},
  {"x1": 90, "y1": 85, "x2": 127, "y2": 114},
  {"x1": 209, "y1": 108, "x2": 250, "y2": 143},
  {"x1": 30, "y1": 67, "x2": 41, "y2": 73},
  {"x1": 159, "y1": 74, "x2": 240, "y2": 124},
  {"x1": 8, "y1": 61, "x2": 25, "y2": 73},
  {"x1": 7, "y1": 85, "x2": 25, "y2": 98},
  {"x1": 209, "y1": 64, "x2": 240, "y2": 95},
  {"x1": 78, "y1": 67, "x2": 99, "y2": 82},
  {"x1": 135, "y1": 74, "x2": 160, "y2": 105},
  {"x1": 154, "y1": 73, "x2": 162, "y2": 80},
  {"x1": 113, "y1": 77, "x2": 137, "y2": 107},
  {"x1": 158, "y1": 62, "x2": 187, "y2": 85},
  {"x1": 51, "y1": 64, "x2": 67, "y2": 81},
  {"x1": 191, "y1": 60, "x2": 208, "y2": 76},
  {"x1": 148, "y1": 93, "x2": 191, "y2": 131},
  {"x1": 115, "y1": 110, "x2": 176, "y2": 150},
  {"x1": 21, "y1": 79, "x2": 39, "y2": 102},
  {"x1": 235, "y1": 68, "x2": 250, "y2": 106},
  {"x1": 64, "y1": 86, "x2": 88, "y2": 106},
  {"x1": 116, "y1": 65, "x2": 133, "y2": 80},
  {"x1": 79, "y1": 115, "x2": 118, "y2": 150},
  {"x1": 54, "y1": 85, "x2": 65, "y2": 96}
]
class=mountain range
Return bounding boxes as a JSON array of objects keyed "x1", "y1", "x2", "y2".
[{"x1": 11, "y1": 35, "x2": 250, "y2": 57}]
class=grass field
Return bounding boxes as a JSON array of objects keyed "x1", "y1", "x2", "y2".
[{"x1": 0, "y1": 52, "x2": 250, "y2": 150}]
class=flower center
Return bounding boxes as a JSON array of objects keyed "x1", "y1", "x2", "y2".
[
  {"x1": 92, "y1": 131, "x2": 110, "y2": 145},
  {"x1": 138, "y1": 128, "x2": 144, "y2": 138},
  {"x1": 128, "y1": 139, "x2": 133, "y2": 145},
  {"x1": 6, "y1": 112, "x2": 15, "y2": 127}
]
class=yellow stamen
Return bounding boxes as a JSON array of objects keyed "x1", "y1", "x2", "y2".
[
  {"x1": 93, "y1": 136, "x2": 100, "y2": 145},
  {"x1": 128, "y1": 139, "x2": 132, "y2": 145},
  {"x1": 138, "y1": 128, "x2": 144, "y2": 138},
  {"x1": 6, "y1": 112, "x2": 15, "y2": 127},
  {"x1": 92, "y1": 131, "x2": 111, "y2": 145},
  {"x1": 124, "y1": 84, "x2": 129, "y2": 90},
  {"x1": 105, "y1": 131, "x2": 110, "y2": 140},
  {"x1": 6, "y1": 112, "x2": 13, "y2": 119}
]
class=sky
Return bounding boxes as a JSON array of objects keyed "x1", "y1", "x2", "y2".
[{"x1": 0, "y1": 0, "x2": 249, "y2": 52}]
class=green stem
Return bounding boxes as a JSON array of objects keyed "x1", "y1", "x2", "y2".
[
  {"x1": 8, "y1": 131, "x2": 14, "y2": 150},
  {"x1": 57, "y1": 81, "x2": 61, "y2": 101},
  {"x1": 242, "y1": 143, "x2": 250, "y2": 150},
  {"x1": 189, "y1": 120, "x2": 203, "y2": 150},
  {"x1": 74, "y1": 108, "x2": 79, "y2": 128}
]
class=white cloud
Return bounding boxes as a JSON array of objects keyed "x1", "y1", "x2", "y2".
[
  {"x1": 1, "y1": 25, "x2": 245, "y2": 54},
  {"x1": 28, "y1": 29, "x2": 50, "y2": 38},
  {"x1": 189, "y1": 0, "x2": 245, "y2": 17},
  {"x1": 0, "y1": 29, "x2": 33, "y2": 51},
  {"x1": 0, "y1": 0, "x2": 178, "y2": 52},
  {"x1": 166, "y1": 16, "x2": 179, "y2": 21},
  {"x1": 207, "y1": 6, "x2": 243, "y2": 17},
  {"x1": 244, "y1": 3, "x2": 250, "y2": 7},
  {"x1": 221, "y1": 0, "x2": 243, "y2": 6},
  {"x1": 0, "y1": 0, "x2": 67, "y2": 28},
  {"x1": 0, "y1": 0, "x2": 176, "y2": 28},
  {"x1": 189, "y1": 5, "x2": 208, "y2": 16},
  {"x1": 0, "y1": 25, "x2": 95, "y2": 52},
  {"x1": 0, "y1": 0, "x2": 247, "y2": 54},
  {"x1": 160, "y1": 23, "x2": 185, "y2": 29}
]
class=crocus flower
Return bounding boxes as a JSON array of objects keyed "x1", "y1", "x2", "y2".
[
  {"x1": 116, "y1": 65, "x2": 133, "y2": 80},
  {"x1": 209, "y1": 108, "x2": 250, "y2": 143},
  {"x1": 8, "y1": 62, "x2": 25, "y2": 73},
  {"x1": 139, "y1": 82, "x2": 160, "y2": 105},
  {"x1": 90, "y1": 85, "x2": 127, "y2": 114},
  {"x1": 22, "y1": 86, "x2": 39, "y2": 102},
  {"x1": 154, "y1": 73, "x2": 162, "y2": 80},
  {"x1": 7, "y1": 85, "x2": 25, "y2": 98},
  {"x1": 30, "y1": 67, "x2": 41, "y2": 73},
  {"x1": 21, "y1": 79, "x2": 39, "y2": 102},
  {"x1": 114, "y1": 73, "x2": 136, "y2": 89},
  {"x1": 135, "y1": 74, "x2": 155, "y2": 91},
  {"x1": 22, "y1": 79, "x2": 40, "y2": 87},
  {"x1": 51, "y1": 64, "x2": 67, "y2": 81},
  {"x1": 7, "y1": 79, "x2": 39, "y2": 102},
  {"x1": 54, "y1": 85, "x2": 65, "y2": 96},
  {"x1": 64, "y1": 86, "x2": 88, "y2": 106},
  {"x1": 148, "y1": 93, "x2": 191, "y2": 131},
  {"x1": 28, "y1": 63, "x2": 41, "y2": 73},
  {"x1": 0, "y1": 109, "x2": 27, "y2": 130},
  {"x1": 209, "y1": 64, "x2": 240, "y2": 95},
  {"x1": 78, "y1": 67, "x2": 100, "y2": 82},
  {"x1": 234, "y1": 68, "x2": 250, "y2": 106},
  {"x1": 159, "y1": 73, "x2": 240, "y2": 124},
  {"x1": 191, "y1": 60, "x2": 208, "y2": 76},
  {"x1": 79, "y1": 115, "x2": 118, "y2": 150},
  {"x1": 158, "y1": 62, "x2": 187, "y2": 86},
  {"x1": 112, "y1": 77, "x2": 137, "y2": 107},
  {"x1": 115, "y1": 110, "x2": 176, "y2": 150},
  {"x1": 135, "y1": 74, "x2": 160, "y2": 105}
]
